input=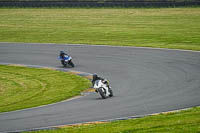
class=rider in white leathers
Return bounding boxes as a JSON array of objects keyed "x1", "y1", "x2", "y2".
[{"x1": 92, "y1": 74, "x2": 111, "y2": 91}]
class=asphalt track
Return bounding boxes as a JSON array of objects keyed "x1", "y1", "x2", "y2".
[{"x1": 0, "y1": 43, "x2": 200, "y2": 132}]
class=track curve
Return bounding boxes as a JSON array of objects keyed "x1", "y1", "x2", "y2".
[{"x1": 0, "y1": 43, "x2": 200, "y2": 132}]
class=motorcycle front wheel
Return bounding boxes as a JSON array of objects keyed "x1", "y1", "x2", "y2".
[
  {"x1": 98, "y1": 87, "x2": 106, "y2": 99},
  {"x1": 109, "y1": 89, "x2": 113, "y2": 97}
]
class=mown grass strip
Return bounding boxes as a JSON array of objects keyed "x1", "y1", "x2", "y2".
[
  {"x1": 24, "y1": 107, "x2": 200, "y2": 133},
  {"x1": 0, "y1": 8, "x2": 200, "y2": 50},
  {"x1": 0, "y1": 65, "x2": 91, "y2": 113}
]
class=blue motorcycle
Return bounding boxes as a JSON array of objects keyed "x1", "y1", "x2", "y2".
[{"x1": 58, "y1": 55, "x2": 75, "y2": 68}]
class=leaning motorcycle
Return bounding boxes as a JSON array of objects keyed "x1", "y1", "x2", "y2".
[
  {"x1": 58, "y1": 55, "x2": 75, "y2": 68},
  {"x1": 93, "y1": 80, "x2": 113, "y2": 99}
]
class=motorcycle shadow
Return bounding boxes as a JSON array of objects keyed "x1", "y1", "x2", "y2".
[
  {"x1": 93, "y1": 95, "x2": 115, "y2": 100},
  {"x1": 57, "y1": 66, "x2": 74, "y2": 69}
]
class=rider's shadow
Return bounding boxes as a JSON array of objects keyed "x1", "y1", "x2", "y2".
[
  {"x1": 91, "y1": 93, "x2": 115, "y2": 100},
  {"x1": 57, "y1": 65, "x2": 74, "y2": 68}
]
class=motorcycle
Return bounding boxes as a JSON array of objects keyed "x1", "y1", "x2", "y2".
[
  {"x1": 58, "y1": 55, "x2": 75, "y2": 68},
  {"x1": 93, "y1": 79, "x2": 113, "y2": 99}
]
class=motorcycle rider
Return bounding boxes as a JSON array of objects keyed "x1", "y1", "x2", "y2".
[
  {"x1": 92, "y1": 74, "x2": 111, "y2": 91},
  {"x1": 59, "y1": 51, "x2": 69, "y2": 66},
  {"x1": 92, "y1": 74, "x2": 104, "y2": 86},
  {"x1": 59, "y1": 51, "x2": 68, "y2": 59}
]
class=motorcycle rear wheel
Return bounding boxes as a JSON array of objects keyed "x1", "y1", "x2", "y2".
[
  {"x1": 61, "y1": 60, "x2": 67, "y2": 67},
  {"x1": 69, "y1": 60, "x2": 75, "y2": 67}
]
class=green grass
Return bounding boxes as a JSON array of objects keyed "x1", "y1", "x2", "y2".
[
  {"x1": 0, "y1": 8, "x2": 200, "y2": 50},
  {"x1": 0, "y1": 65, "x2": 91, "y2": 113},
  {"x1": 25, "y1": 107, "x2": 200, "y2": 133}
]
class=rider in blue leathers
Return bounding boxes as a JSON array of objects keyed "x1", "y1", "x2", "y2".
[
  {"x1": 59, "y1": 51, "x2": 68, "y2": 59},
  {"x1": 59, "y1": 51, "x2": 68, "y2": 66}
]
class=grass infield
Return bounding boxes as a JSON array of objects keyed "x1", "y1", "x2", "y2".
[
  {"x1": 0, "y1": 65, "x2": 91, "y2": 113},
  {"x1": 0, "y1": 8, "x2": 200, "y2": 50}
]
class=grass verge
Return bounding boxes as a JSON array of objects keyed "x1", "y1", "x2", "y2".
[
  {"x1": 25, "y1": 107, "x2": 200, "y2": 133},
  {"x1": 0, "y1": 8, "x2": 200, "y2": 50},
  {"x1": 0, "y1": 65, "x2": 91, "y2": 113}
]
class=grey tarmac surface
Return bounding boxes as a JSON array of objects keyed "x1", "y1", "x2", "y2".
[{"x1": 0, "y1": 43, "x2": 200, "y2": 132}]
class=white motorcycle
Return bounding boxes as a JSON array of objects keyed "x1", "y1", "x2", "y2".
[{"x1": 93, "y1": 80, "x2": 113, "y2": 99}]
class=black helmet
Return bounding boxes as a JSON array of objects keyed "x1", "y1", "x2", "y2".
[
  {"x1": 93, "y1": 74, "x2": 98, "y2": 80},
  {"x1": 60, "y1": 51, "x2": 65, "y2": 54}
]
